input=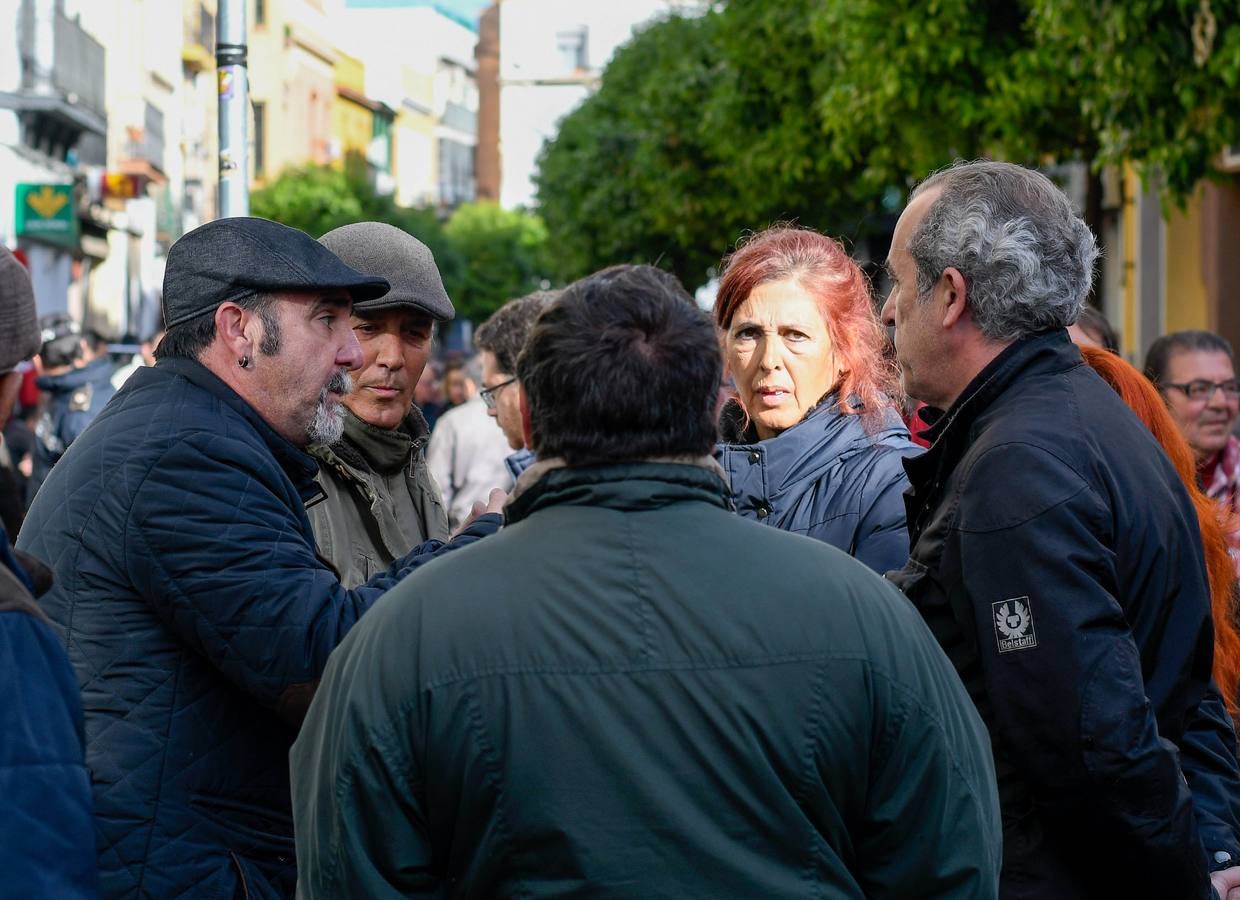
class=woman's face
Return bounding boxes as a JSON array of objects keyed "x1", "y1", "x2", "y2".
[{"x1": 725, "y1": 278, "x2": 840, "y2": 440}]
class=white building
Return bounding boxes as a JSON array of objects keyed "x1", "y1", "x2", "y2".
[
  {"x1": 0, "y1": 0, "x2": 108, "y2": 320},
  {"x1": 62, "y1": 0, "x2": 186, "y2": 339},
  {"x1": 496, "y1": 0, "x2": 693, "y2": 210},
  {"x1": 337, "y1": 1, "x2": 479, "y2": 211}
]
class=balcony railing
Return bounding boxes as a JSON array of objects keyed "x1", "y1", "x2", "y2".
[{"x1": 18, "y1": 3, "x2": 106, "y2": 119}]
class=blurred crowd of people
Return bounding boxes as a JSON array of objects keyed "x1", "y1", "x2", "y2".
[{"x1": 5, "y1": 160, "x2": 1240, "y2": 899}]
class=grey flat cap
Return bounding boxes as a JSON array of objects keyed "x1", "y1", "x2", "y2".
[
  {"x1": 0, "y1": 248, "x2": 41, "y2": 371},
  {"x1": 319, "y1": 222, "x2": 455, "y2": 321},
  {"x1": 163, "y1": 217, "x2": 390, "y2": 329}
]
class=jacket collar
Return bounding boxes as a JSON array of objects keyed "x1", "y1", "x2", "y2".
[
  {"x1": 154, "y1": 356, "x2": 324, "y2": 506},
  {"x1": 905, "y1": 328, "x2": 1080, "y2": 492},
  {"x1": 327, "y1": 405, "x2": 430, "y2": 476},
  {"x1": 718, "y1": 390, "x2": 849, "y2": 444},
  {"x1": 505, "y1": 457, "x2": 732, "y2": 525},
  {"x1": 717, "y1": 391, "x2": 907, "y2": 495}
]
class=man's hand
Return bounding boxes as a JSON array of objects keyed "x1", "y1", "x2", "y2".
[
  {"x1": 456, "y1": 488, "x2": 508, "y2": 535},
  {"x1": 1211, "y1": 865, "x2": 1240, "y2": 899}
]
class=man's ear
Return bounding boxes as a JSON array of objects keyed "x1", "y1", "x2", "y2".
[
  {"x1": 215, "y1": 302, "x2": 251, "y2": 358},
  {"x1": 939, "y1": 266, "x2": 970, "y2": 330},
  {"x1": 519, "y1": 386, "x2": 533, "y2": 450}
]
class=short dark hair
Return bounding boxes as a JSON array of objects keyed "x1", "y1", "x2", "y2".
[
  {"x1": 85, "y1": 329, "x2": 109, "y2": 353},
  {"x1": 1144, "y1": 329, "x2": 1236, "y2": 386},
  {"x1": 1074, "y1": 305, "x2": 1119, "y2": 354},
  {"x1": 155, "y1": 292, "x2": 281, "y2": 361},
  {"x1": 517, "y1": 264, "x2": 720, "y2": 466},
  {"x1": 474, "y1": 290, "x2": 559, "y2": 375},
  {"x1": 38, "y1": 313, "x2": 83, "y2": 368}
]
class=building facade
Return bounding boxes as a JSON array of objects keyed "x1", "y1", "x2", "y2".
[
  {"x1": 247, "y1": 0, "x2": 343, "y2": 183},
  {"x1": 490, "y1": 0, "x2": 695, "y2": 210},
  {"x1": 338, "y1": 0, "x2": 479, "y2": 212},
  {"x1": 0, "y1": 0, "x2": 108, "y2": 321},
  {"x1": 1115, "y1": 162, "x2": 1240, "y2": 363}
]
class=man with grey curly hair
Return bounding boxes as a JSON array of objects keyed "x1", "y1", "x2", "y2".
[{"x1": 882, "y1": 159, "x2": 1240, "y2": 900}]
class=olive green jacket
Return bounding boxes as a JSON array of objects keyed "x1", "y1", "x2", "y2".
[{"x1": 309, "y1": 407, "x2": 450, "y2": 588}]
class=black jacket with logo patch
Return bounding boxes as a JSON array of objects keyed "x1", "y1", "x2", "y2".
[{"x1": 889, "y1": 329, "x2": 1240, "y2": 900}]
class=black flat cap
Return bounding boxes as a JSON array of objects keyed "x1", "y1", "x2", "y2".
[
  {"x1": 162, "y1": 217, "x2": 391, "y2": 329},
  {"x1": 319, "y1": 222, "x2": 455, "y2": 322}
]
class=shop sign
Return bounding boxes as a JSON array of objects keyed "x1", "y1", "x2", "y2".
[{"x1": 15, "y1": 183, "x2": 78, "y2": 246}]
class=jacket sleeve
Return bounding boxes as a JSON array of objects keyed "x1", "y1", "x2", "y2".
[
  {"x1": 1180, "y1": 684, "x2": 1240, "y2": 869},
  {"x1": 852, "y1": 447, "x2": 916, "y2": 575},
  {"x1": 126, "y1": 431, "x2": 499, "y2": 722},
  {"x1": 952, "y1": 442, "x2": 1212, "y2": 898},
  {"x1": 0, "y1": 611, "x2": 96, "y2": 899},
  {"x1": 854, "y1": 616, "x2": 1003, "y2": 899},
  {"x1": 291, "y1": 593, "x2": 441, "y2": 899}
]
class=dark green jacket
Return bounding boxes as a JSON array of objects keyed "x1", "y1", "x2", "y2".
[
  {"x1": 310, "y1": 406, "x2": 450, "y2": 587},
  {"x1": 291, "y1": 461, "x2": 1001, "y2": 899}
]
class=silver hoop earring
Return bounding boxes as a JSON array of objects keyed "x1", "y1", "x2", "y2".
[{"x1": 238, "y1": 356, "x2": 250, "y2": 369}]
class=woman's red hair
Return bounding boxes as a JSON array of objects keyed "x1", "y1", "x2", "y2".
[
  {"x1": 1081, "y1": 345, "x2": 1240, "y2": 717},
  {"x1": 715, "y1": 226, "x2": 899, "y2": 423}
]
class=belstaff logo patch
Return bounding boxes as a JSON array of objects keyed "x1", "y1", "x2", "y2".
[{"x1": 993, "y1": 597, "x2": 1037, "y2": 653}]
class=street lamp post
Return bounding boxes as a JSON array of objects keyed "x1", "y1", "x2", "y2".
[{"x1": 216, "y1": 0, "x2": 249, "y2": 218}]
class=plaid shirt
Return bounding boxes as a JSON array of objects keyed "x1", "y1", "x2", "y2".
[{"x1": 1204, "y1": 435, "x2": 1240, "y2": 575}]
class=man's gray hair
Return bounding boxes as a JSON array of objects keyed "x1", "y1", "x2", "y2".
[{"x1": 908, "y1": 160, "x2": 1100, "y2": 343}]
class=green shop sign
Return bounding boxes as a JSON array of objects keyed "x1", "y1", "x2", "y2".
[{"x1": 15, "y1": 183, "x2": 78, "y2": 246}]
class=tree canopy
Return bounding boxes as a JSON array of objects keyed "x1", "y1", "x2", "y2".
[
  {"x1": 251, "y1": 164, "x2": 551, "y2": 321},
  {"x1": 535, "y1": 0, "x2": 1240, "y2": 289}
]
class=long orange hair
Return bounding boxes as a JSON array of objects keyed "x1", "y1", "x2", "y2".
[{"x1": 1081, "y1": 345, "x2": 1240, "y2": 716}]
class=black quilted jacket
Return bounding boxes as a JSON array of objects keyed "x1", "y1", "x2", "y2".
[{"x1": 17, "y1": 357, "x2": 498, "y2": 899}]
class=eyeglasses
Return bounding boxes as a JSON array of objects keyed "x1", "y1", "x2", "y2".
[
  {"x1": 1163, "y1": 379, "x2": 1240, "y2": 402},
  {"x1": 479, "y1": 377, "x2": 516, "y2": 410}
]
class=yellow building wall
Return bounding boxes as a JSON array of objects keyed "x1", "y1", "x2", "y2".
[
  {"x1": 333, "y1": 54, "x2": 374, "y2": 168},
  {"x1": 392, "y1": 67, "x2": 437, "y2": 207},
  {"x1": 1164, "y1": 185, "x2": 1209, "y2": 334},
  {"x1": 336, "y1": 53, "x2": 366, "y2": 95},
  {"x1": 1121, "y1": 165, "x2": 1139, "y2": 358},
  {"x1": 247, "y1": 0, "x2": 341, "y2": 184}
]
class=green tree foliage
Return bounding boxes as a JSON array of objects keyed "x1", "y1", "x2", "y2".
[
  {"x1": 536, "y1": 0, "x2": 1240, "y2": 286},
  {"x1": 250, "y1": 163, "x2": 553, "y2": 321},
  {"x1": 444, "y1": 201, "x2": 551, "y2": 322},
  {"x1": 535, "y1": 13, "x2": 734, "y2": 289},
  {"x1": 1027, "y1": 0, "x2": 1240, "y2": 197},
  {"x1": 251, "y1": 161, "x2": 465, "y2": 297}
]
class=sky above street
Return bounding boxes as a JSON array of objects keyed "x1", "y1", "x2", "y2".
[{"x1": 345, "y1": 0, "x2": 491, "y2": 27}]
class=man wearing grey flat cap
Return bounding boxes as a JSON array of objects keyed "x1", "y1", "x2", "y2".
[
  {"x1": 312, "y1": 222, "x2": 504, "y2": 587},
  {"x1": 17, "y1": 217, "x2": 502, "y2": 900}
]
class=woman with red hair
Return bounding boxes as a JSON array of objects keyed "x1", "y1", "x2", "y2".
[{"x1": 714, "y1": 225, "x2": 922, "y2": 573}]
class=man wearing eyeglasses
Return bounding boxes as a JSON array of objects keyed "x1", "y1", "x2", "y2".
[
  {"x1": 474, "y1": 291, "x2": 559, "y2": 481},
  {"x1": 1146, "y1": 330, "x2": 1240, "y2": 577}
]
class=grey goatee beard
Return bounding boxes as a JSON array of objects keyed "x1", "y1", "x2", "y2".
[{"x1": 308, "y1": 370, "x2": 353, "y2": 446}]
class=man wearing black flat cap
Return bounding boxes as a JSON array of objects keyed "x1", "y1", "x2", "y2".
[
  {"x1": 309, "y1": 223, "x2": 503, "y2": 587},
  {"x1": 17, "y1": 217, "x2": 502, "y2": 899}
]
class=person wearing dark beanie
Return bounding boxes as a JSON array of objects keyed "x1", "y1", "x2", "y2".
[{"x1": 0, "y1": 245, "x2": 96, "y2": 897}]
